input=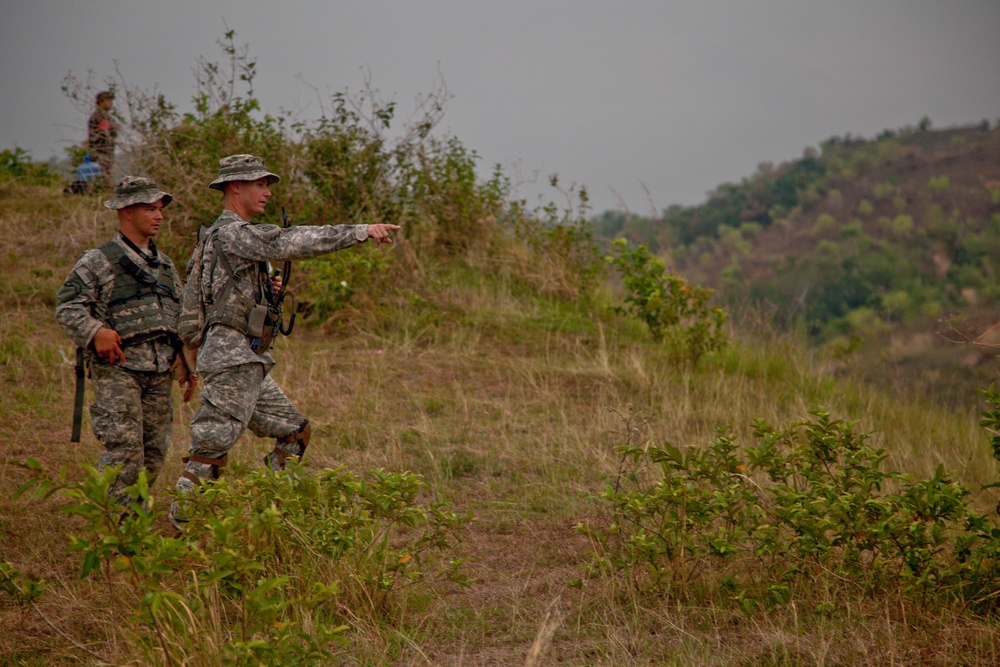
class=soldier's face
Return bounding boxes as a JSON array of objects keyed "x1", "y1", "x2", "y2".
[
  {"x1": 236, "y1": 178, "x2": 272, "y2": 216},
  {"x1": 122, "y1": 201, "x2": 165, "y2": 242}
]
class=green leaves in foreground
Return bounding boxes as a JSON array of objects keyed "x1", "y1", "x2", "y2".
[
  {"x1": 578, "y1": 407, "x2": 1000, "y2": 610},
  {"x1": 8, "y1": 460, "x2": 472, "y2": 666}
]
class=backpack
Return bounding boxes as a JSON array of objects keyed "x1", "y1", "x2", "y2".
[
  {"x1": 179, "y1": 225, "x2": 261, "y2": 349},
  {"x1": 178, "y1": 227, "x2": 213, "y2": 348}
]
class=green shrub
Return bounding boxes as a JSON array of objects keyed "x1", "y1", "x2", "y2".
[
  {"x1": 890, "y1": 214, "x2": 914, "y2": 237},
  {"x1": 881, "y1": 289, "x2": 912, "y2": 316},
  {"x1": 839, "y1": 218, "x2": 864, "y2": 239},
  {"x1": 719, "y1": 224, "x2": 751, "y2": 255},
  {"x1": 407, "y1": 137, "x2": 499, "y2": 254},
  {"x1": 846, "y1": 306, "x2": 887, "y2": 336},
  {"x1": 300, "y1": 93, "x2": 400, "y2": 227},
  {"x1": 873, "y1": 182, "x2": 895, "y2": 200},
  {"x1": 520, "y1": 194, "x2": 605, "y2": 299},
  {"x1": 578, "y1": 406, "x2": 1000, "y2": 607},
  {"x1": 928, "y1": 175, "x2": 950, "y2": 192},
  {"x1": 297, "y1": 243, "x2": 394, "y2": 324},
  {"x1": 739, "y1": 221, "x2": 762, "y2": 239},
  {"x1": 814, "y1": 213, "x2": 837, "y2": 232},
  {"x1": 0, "y1": 148, "x2": 60, "y2": 188},
  {"x1": 604, "y1": 239, "x2": 727, "y2": 366},
  {"x1": 10, "y1": 460, "x2": 472, "y2": 665}
]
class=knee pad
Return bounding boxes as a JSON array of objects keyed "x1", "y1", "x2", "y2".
[
  {"x1": 181, "y1": 453, "x2": 229, "y2": 485},
  {"x1": 267, "y1": 420, "x2": 310, "y2": 470}
]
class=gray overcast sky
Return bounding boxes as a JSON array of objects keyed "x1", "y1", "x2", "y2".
[{"x1": 2, "y1": 1, "x2": 999, "y2": 214}]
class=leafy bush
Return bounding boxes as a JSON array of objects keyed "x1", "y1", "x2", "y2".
[
  {"x1": 0, "y1": 148, "x2": 60, "y2": 188},
  {"x1": 10, "y1": 460, "x2": 471, "y2": 665},
  {"x1": 405, "y1": 137, "x2": 498, "y2": 254},
  {"x1": 577, "y1": 406, "x2": 1000, "y2": 609},
  {"x1": 296, "y1": 241, "x2": 395, "y2": 325},
  {"x1": 928, "y1": 175, "x2": 950, "y2": 192},
  {"x1": 604, "y1": 239, "x2": 727, "y2": 366},
  {"x1": 510, "y1": 191, "x2": 605, "y2": 299}
]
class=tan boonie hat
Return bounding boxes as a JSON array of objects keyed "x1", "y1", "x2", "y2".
[
  {"x1": 208, "y1": 154, "x2": 281, "y2": 191},
  {"x1": 103, "y1": 176, "x2": 173, "y2": 210}
]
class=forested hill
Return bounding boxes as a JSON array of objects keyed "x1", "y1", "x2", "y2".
[{"x1": 593, "y1": 121, "x2": 1000, "y2": 398}]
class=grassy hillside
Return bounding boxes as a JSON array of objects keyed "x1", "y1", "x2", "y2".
[
  {"x1": 594, "y1": 123, "x2": 1000, "y2": 405},
  {"x1": 1, "y1": 182, "x2": 999, "y2": 665}
]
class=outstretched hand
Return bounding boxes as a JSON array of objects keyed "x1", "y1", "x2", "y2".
[{"x1": 366, "y1": 223, "x2": 401, "y2": 245}]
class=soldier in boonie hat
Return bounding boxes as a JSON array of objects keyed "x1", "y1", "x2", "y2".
[
  {"x1": 57, "y1": 172, "x2": 194, "y2": 510},
  {"x1": 208, "y1": 154, "x2": 280, "y2": 191},
  {"x1": 103, "y1": 175, "x2": 173, "y2": 210},
  {"x1": 169, "y1": 149, "x2": 401, "y2": 533}
]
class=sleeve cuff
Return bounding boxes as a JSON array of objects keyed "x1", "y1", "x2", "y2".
[
  {"x1": 353, "y1": 226, "x2": 368, "y2": 242},
  {"x1": 81, "y1": 322, "x2": 104, "y2": 349}
]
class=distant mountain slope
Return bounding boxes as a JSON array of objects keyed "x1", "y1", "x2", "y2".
[
  {"x1": 593, "y1": 122, "x2": 1000, "y2": 401},
  {"x1": 595, "y1": 123, "x2": 1000, "y2": 333}
]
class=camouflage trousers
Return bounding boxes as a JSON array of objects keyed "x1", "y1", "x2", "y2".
[
  {"x1": 89, "y1": 363, "x2": 173, "y2": 504},
  {"x1": 171, "y1": 363, "x2": 305, "y2": 511}
]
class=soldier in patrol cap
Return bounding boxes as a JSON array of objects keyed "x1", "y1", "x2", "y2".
[
  {"x1": 56, "y1": 176, "x2": 197, "y2": 505},
  {"x1": 169, "y1": 154, "x2": 399, "y2": 530}
]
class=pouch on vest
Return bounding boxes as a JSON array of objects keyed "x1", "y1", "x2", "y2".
[
  {"x1": 247, "y1": 303, "x2": 268, "y2": 339},
  {"x1": 248, "y1": 303, "x2": 280, "y2": 356}
]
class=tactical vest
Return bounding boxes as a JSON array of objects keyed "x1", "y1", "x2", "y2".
[
  {"x1": 97, "y1": 241, "x2": 180, "y2": 344},
  {"x1": 201, "y1": 227, "x2": 276, "y2": 341}
]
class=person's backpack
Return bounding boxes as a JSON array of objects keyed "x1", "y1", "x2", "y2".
[{"x1": 178, "y1": 227, "x2": 213, "y2": 348}]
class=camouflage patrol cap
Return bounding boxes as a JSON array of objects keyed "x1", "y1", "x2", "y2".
[
  {"x1": 103, "y1": 176, "x2": 173, "y2": 210},
  {"x1": 208, "y1": 154, "x2": 280, "y2": 191}
]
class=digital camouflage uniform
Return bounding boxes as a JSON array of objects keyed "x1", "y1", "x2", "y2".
[
  {"x1": 56, "y1": 177, "x2": 181, "y2": 503},
  {"x1": 170, "y1": 155, "x2": 370, "y2": 528}
]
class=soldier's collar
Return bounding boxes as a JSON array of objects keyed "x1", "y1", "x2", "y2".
[
  {"x1": 118, "y1": 232, "x2": 160, "y2": 267},
  {"x1": 219, "y1": 209, "x2": 250, "y2": 224}
]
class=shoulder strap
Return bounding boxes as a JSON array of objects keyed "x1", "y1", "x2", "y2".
[
  {"x1": 98, "y1": 241, "x2": 156, "y2": 285},
  {"x1": 97, "y1": 240, "x2": 125, "y2": 265},
  {"x1": 98, "y1": 241, "x2": 176, "y2": 306},
  {"x1": 207, "y1": 227, "x2": 267, "y2": 305},
  {"x1": 203, "y1": 226, "x2": 242, "y2": 321}
]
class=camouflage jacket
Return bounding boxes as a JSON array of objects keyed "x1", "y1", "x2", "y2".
[
  {"x1": 56, "y1": 233, "x2": 181, "y2": 373},
  {"x1": 87, "y1": 108, "x2": 117, "y2": 154},
  {"x1": 194, "y1": 209, "x2": 368, "y2": 374}
]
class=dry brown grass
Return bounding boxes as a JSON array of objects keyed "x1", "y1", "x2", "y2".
[{"x1": 1, "y1": 184, "x2": 998, "y2": 665}]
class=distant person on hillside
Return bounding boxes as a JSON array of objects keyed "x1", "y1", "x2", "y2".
[
  {"x1": 87, "y1": 91, "x2": 118, "y2": 188},
  {"x1": 56, "y1": 176, "x2": 196, "y2": 506},
  {"x1": 168, "y1": 154, "x2": 399, "y2": 531}
]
